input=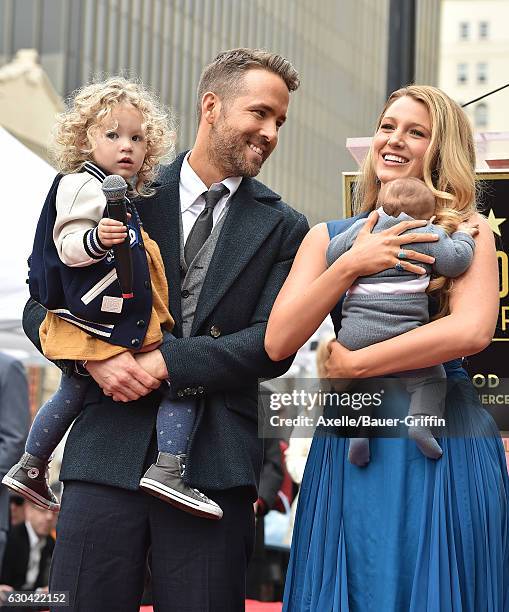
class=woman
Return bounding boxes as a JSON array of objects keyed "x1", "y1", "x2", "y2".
[{"x1": 266, "y1": 86, "x2": 509, "y2": 611}]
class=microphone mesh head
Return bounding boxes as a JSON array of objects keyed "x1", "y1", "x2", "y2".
[{"x1": 102, "y1": 175, "x2": 128, "y2": 200}]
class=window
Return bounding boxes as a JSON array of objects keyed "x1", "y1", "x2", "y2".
[
  {"x1": 459, "y1": 22, "x2": 469, "y2": 40},
  {"x1": 457, "y1": 63, "x2": 468, "y2": 85},
  {"x1": 479, "y1": 21, "x2": 489, "y2": 39},
  {"x1": 477, "y1": 62, "x2": 487, "y2": 84},
  {"x1": 475, "y1": 103, "x2": 488, "y2": 128}
]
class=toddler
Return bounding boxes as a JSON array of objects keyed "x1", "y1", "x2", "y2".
[{"x1": 3, "y1": 78, "x2": 222, "y2": 519}]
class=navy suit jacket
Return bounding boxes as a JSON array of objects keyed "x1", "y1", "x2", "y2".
[{"x1": 23, "y1": 153, "x2": 309, "y2": 497}]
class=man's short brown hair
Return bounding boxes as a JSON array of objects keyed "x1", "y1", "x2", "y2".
[
  {"x1": 378, "y1": 177, "x2": 436, "y2": 219},
  {"x1": 196, "y1": 48, "x2": 300, "y2": 119}
]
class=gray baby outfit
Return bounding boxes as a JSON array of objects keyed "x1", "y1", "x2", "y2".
[{"x1": 326, "y1": 207, "x2": 475, "y2": 425}]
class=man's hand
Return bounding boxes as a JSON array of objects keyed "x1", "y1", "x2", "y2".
[
  {"x1": 134, "y1": 349, "x2": 169, "y2": 380},
  {"x1": 85, "y1": 352, "x2": 162, "y2": 403}
]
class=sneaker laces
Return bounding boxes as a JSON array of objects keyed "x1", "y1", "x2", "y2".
[
  {"x1": 178, "y1": 456, "x2": 214, "y2": 504},
  {"x1": 192, "y1": 488, "x2": 213, "y2": 502}
]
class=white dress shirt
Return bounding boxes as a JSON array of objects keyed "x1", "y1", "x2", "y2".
[{"x1": 179, "y1": 152, "x2": 242, "y2": 242}]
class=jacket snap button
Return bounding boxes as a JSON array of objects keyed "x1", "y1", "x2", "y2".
[
  {"x1": 136, "y1": 320, "x2": 145, "y2": 328},
  {"x1": 144, "y1": 280, "x2": 151, "y2": 289},
  {"x1": 181, "y1": 289, "x2": 190, "y2": 298},
  {"x1": 210, "y1": 325, "x2": 221, "y2": 338},
  {"x1": 131, "y1": 338, "x2": 140, "y2": 347}
]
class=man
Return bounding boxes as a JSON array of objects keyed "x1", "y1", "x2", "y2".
[
  {"x1": 0, "y1": 502, "x2": 55, "y2": 593},
  {"x1": 8, "y1": 495, "x2": 26, "y2": 528},
  {"x1": 0, "y1": 353, "x2": 30, "y2": 574},
  {"x1": 23, "y1": 48, "x2": 308, "y2": 610}
]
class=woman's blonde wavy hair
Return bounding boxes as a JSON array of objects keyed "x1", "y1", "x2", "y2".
[
  {"x1": 353, "y1": 85, "x2": 478, "y2": 318},
  {"x1": 51, "y1": 77, "x2": 176, "y2": 196}
]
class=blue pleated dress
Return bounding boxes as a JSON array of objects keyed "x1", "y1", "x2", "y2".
[{"x1": 283, "y1": 219, "x2": 509, "y2": 612}]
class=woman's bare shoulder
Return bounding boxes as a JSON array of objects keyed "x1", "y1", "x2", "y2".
[
  {"x1": 295, "y1": 222, "x2": 330, "y2": 250},
  {"x1": 306, "y1": 222, "x2": 330, "y2": 243}
]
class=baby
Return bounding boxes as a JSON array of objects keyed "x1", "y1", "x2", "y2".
[{"x1": 326, "y1": 177, "x2": 477, "y2": 466}]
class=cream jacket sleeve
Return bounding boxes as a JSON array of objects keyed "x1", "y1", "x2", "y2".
[{"x1": 53, "y1": 173, "x2": 109, "y2": 267}]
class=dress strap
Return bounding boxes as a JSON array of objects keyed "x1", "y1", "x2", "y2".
[{"x1": 327, "y1": 212, "x2": 369, "y2": 239}]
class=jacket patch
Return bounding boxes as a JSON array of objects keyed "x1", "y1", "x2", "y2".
[{"x1": 101, "y1": 295, "x2": 123, "y2": 314}]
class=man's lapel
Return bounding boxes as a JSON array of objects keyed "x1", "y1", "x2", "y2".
[
  {"x1": 139, "y1": 155, "x2": 283, "y2": 337},
  {"x1": 190, "y1": 178, "x2": 283, "y2": 336},
  {"x1": 138, "y1": 155, "x2": 185, "y2": 333}
]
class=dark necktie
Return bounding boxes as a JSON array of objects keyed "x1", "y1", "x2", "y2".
[{"x1": 184, "y1": 184, "x2": 229, "y2": 265}]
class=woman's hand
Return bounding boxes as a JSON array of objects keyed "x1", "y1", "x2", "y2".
[
  {"x1": 324, "y1": 340, "x2": 359, "y2": 380},
  {"x1": 329, "y1": 213, "x2": 498, "y2": 378},
  {"x1": 341, "y1": 210, "x2": 438, "y2": 277},
  {"x1": 265, "y1": 212, "x2": 439, "y2": 363}
]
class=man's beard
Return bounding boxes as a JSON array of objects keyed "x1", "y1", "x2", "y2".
[{"x1": 207, "y1": 116, "x2": 265, "y2": 178}]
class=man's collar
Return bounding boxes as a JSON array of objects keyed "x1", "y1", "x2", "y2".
[
  {"x1": 25, "y1": 520, "x2": 46, "y2": 549},
  {"x1": 180, "y1": 151, "x2": 242, "y2": 212}
]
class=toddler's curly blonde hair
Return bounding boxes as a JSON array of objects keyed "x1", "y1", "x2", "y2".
[{"x1": 51, "y1": 77, "x2": 175, "y2": 196}]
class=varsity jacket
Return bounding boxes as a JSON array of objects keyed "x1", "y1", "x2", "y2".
[{"x1": 28, "y1": 162, "x2": 154, "y2": 350}]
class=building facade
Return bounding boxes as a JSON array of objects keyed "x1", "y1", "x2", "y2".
[
  {"x1": 439, "y1": 0, "x2": 509, "y2": 133},
  {"x1": 1, "y1": 0, "x2": 440, "y2": 222}
]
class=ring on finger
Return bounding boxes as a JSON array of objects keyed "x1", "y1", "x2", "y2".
[
  {"x1": 394, "y1": 261, "x2": 405, "y2": 272},
  {"x1": 397, "y1": 250, "x2": 407, "y2": 260}
]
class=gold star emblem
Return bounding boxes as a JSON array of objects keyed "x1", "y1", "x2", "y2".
[{"x1": 487, "y1": 209, "x2": 506, "y2": 237}]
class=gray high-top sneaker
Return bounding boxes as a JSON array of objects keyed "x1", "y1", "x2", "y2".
[
  {"x1": 2, "y1": 453, "x2": 60, "y2": 512},
  {"x1": 139, "y1": 452, "x2": 223, "y2": 520}
]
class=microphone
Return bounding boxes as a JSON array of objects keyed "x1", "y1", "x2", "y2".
[{"x1": 101, "y1": 175, "x2": 134, "y2": 299}]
